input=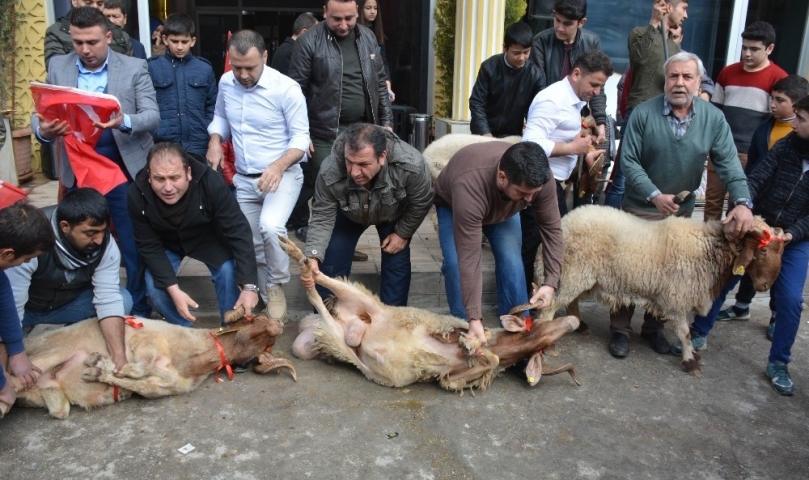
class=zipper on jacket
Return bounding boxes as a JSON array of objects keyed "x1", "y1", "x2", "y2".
[
  {"x1": 773, "y1": 171, "x2": 804, "y2": 226},
  {"x1": 356, "y1": 33, "x2": 378, "y2": 127},
  {"x1": 495, "y1": 72, "x2": 515, "y2": 134},
  {"x1": 331, "y1": 33, "x2": 344, "y2": 138}
]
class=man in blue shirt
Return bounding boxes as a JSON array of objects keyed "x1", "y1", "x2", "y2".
[{"x1": 0, "y1": 203, "x2": 55, "y2": 412}]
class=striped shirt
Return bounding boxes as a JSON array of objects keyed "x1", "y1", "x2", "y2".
[{"x1": 662, "y1": 98, "x2": 695, "y2": 140}]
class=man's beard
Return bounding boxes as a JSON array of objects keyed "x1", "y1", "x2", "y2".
[{"x1": 666, "y1": 89, "x2": 696, "y2": 107}]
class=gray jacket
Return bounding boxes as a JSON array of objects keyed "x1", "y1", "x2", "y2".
[
  {"x1": 305, "y1": 128, "x2": 434, "y2": 261},
  {"x1": 530, "y1": 27, "x2": 607, "y2": 126},
  {"x1": 288, "y1": 22, "x2": 393, "y2": 140}
]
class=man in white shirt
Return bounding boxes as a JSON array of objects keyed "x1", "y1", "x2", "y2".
[
  {"x1": 519, "y1": 49, "x2": 612, "y2": 291},
  {"x1": 206, "y1": 29, "x2": 310, "y2": 319}
]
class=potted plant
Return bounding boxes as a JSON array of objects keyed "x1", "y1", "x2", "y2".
[{"x1": 0, "y1": 0, "x2": 32, "y2": 183}]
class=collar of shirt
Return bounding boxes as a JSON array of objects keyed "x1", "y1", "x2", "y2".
[
  {"x1": 76, "y1": 53, "x2": 110, "y2": 93},
  {"x1": 563, "y1": 77, "x2": 587, "y2": 111},
  {"x1": 662, "y1": 97, "x2": 696, "y2": 139}
]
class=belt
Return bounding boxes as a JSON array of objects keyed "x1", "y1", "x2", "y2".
[{"x1": 239, "y1": 172, "x2": 262, "y2": 178}]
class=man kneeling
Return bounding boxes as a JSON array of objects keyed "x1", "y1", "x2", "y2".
[{"x1": 7, "y1": 188, "x2": 131, "y2": 374}]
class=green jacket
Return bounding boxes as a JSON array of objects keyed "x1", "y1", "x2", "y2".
[
  {"x1": 621, "y1": 95, "x2": 749, "y2": 213},
  {"x1": 45, "y1": 15, "x2": 133, "y2": 70},
  {"x1": 305, "y1": 127, "x2": 435, "y2": 261}
]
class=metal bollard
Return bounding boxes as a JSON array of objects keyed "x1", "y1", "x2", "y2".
[{"x1": 408, "y1": 113, "x2": 431, "y2": 152}]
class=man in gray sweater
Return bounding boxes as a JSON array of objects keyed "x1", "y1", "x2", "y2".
[
  {"x1": 7, "y1": 188, "x2": 132, "y2": 375},
  {"x1": 610, "y1": 51, "x2": 754, "y2": 359}
]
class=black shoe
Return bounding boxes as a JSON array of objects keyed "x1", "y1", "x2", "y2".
[
  {"x1": 353, "y1": 250, "x2": 368, "y2": 262},
  {"x1": 641, "y1": 330, "x2": 671, "y2": 354},
  {"x1": 232, "y1": 362, "x2": 251, "y2": 373},
  {"x1": 609, "y1": 332, "x2": 629, "y2": 358},
  {"x1": 294, "y1": 227, "x2": 308, "y2": 243}
]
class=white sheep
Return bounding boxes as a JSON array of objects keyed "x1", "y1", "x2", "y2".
[{"x1": 533, "y1": 205, "x2": 785, "y2": 375}]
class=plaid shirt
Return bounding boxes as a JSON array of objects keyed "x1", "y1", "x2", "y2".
[{"x1": 662, "y1": 97, "x2": 696, "y2": 139}]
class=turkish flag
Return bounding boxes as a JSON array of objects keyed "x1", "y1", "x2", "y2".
[
  {"x1": 30, "y1": 82, "x2": 128, "y2": 195},
  {"x1": 221, "y1": 31, "x2": 236, "y2": 186},
  {"x1": 0, "y1": 180, "x2": 28, "y2": 209}
]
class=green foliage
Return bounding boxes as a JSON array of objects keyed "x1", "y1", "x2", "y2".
[
  {"x1": 0, "y1": 0, "x2": 24, "y2": 113},
  {"x1": 433, "y1": 0, "x2": 528, "y2": 118}
]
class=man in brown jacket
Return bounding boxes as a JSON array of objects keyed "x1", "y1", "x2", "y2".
[{"x1": 434, "y1": 141, "x2": 564, "y2": 344}]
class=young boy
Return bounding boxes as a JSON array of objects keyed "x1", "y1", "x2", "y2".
[
  {"x1": 0, "y1": 203, "x2": 54, "y2": 411},
  {"x1": 714, "y1": 75, "x2": 809, "y2": 332},
  {"x1": 705, "y1": 21, "x2": 788, "y2": 221},
  {"x1": 147, "y1": 13, "x2": 217, "y2": 159},
  {"x1": 469, "y1": 21, "x2": 546, "y2": 138},
  {"x1": 673, "y1": 95, "x2": 809, "y2": 395}
]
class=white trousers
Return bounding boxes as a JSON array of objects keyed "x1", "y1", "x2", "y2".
[{"x1": 234, "y1": 165, "x2": 303, "y2": 295}]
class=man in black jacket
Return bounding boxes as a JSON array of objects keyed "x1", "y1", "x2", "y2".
[
  {"x1": 271, "y1": 13, "x2": 318, "y2": 76},
  {"x1": 530, "y1": 0, "x2": 607, "y2": 143},
  {"x1": 127, "y1": 143, "x2": 259, "y2": 328},
  {"x1": 469, "y1": 22, "x2": 546, "y2": 138}
]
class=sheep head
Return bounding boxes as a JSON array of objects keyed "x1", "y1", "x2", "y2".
[{"x1": 733, "y1": 220, "x2": 784, "y2": 292}]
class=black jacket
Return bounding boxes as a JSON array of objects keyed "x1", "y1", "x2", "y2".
[
  {"x1": 530, "y1": 27, "x2": 607, "y2": 126},
  {"x1": 127, "y1": 160, "x2": 257, "y2": 289},
  {"x1": 469, "y1": 54, "x2": 546, "y2": 137},
  {"x1": 748, "y1": 134, "x2": 809, "y2": 241},
  {"x1": 271, "y1": 37, "x2": 295, "y2": 75},
  {"x1": 288, "y1": 22, "x2": 393, "y2": 140}
]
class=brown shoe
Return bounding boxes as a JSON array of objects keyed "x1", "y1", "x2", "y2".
[
  {"x1": 353, "y1": 250, "x2": 368, "y2": 262},
  {"x1": 266, "y1": 284, "x2": 287, "y2": 320}
]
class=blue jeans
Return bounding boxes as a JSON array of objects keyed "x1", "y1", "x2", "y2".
[
  {"x1": 68, "y1": 182, "x2": 151, "y2": 317},
  {"x1": 22, "y1": 287, "x2": 133, "y2": 327},
  {"x1": 437, "y1": 205, "x2": 527, "y2": 319},
  {"x1": 144, "y1": 250, "x2": 240, "y2": 327},
  {"x1": 604, "y1": 107, "x2": 633, "y2": 209},
  {"x1": 692, "y1": 239, "x2": 809, "y2": 364},
  {"x1": 317, "y1": 211, "x2": 411, "y2": 306}
]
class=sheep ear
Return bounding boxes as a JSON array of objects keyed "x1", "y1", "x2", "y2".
[
  {"x1": 526, "y1": 352, "x2": 542, "y2": 386},
  {"x1": 500, "y1": 315, "x2": 526, "y2": 332},
  {"x1": 732, "y1": 237, "x2": 757, "y2": 275}
]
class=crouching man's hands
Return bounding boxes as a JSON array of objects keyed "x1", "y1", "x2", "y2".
[
  {"x1": 467, "y1": 318, "x2": 487, "y2": 346},
  {"x1": 167, "y1": 285, "x2": 198, "y2": 322},
  {"x1": 529, "y1": 285, "x2": 555, "y2": 308},
  {"x1": 234, "y1": 288, "x2": 259, "y2": 317},
  {"x1": 98, "y1": 316, "x2": 128, "y2": 378},
  {"x1": 381, "y1": 232, "x2": 408, "y2": 255},
  {"x1": 723, "y1": 204, "x2": 755, "y2": 240},
  {"x1": 7, "y1": 351, "x2": 42, "y2": 390},
  {"x1": 301, "y1": 258, "x2": 320, "y2": 290}
]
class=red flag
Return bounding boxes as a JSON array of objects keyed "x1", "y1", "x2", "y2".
[
  {"x1": 0, "y1": 180, "x2": 28, "y2": 209},
  {"x1": 221, "y1": 31, "x2": 236, "y2": 186},
  {"x1": 30, "y1": 82, "x2": 128, "y2": 195}
]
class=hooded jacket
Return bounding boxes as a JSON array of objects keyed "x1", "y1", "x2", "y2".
[{"x1": 127, "y1": 159, "x2": 257, "y2": 289}]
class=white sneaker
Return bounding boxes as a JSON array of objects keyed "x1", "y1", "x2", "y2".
[{"x1": 266, "y1": 284, "x2": 287, "y2": 321}]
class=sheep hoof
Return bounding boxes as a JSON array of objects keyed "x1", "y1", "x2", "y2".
[
  {"x1": 682, "y1": 358, "x2": 702, "y2": 376},
  {"x1": 575, "y1": 321, "x2": 590, "y2": 334}
]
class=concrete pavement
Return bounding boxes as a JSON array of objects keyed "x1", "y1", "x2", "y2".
[{"x1": 2, "y1": 175, "x2": 809, "y2": 479}]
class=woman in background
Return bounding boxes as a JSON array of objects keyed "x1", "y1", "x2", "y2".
[{"x1": 358, "y1": 0, "x2": 395, "y2": 102}]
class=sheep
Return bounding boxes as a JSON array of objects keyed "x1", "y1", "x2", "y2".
[
  {"x1": 532, "y1": 205, "x2": 785, "y2": 375},
  {"x1": 1, "y1": 311, "x2": 296, "y2": 419},
  {"x1": 279, "y1": 236, "x2": 580, "y2": 394}
]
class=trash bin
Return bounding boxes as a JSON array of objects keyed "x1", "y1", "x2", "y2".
[{"x1": 409, "y1": 113, "x2": 431, "y2": 152}]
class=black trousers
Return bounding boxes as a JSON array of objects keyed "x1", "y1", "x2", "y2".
[{"x1": 520, "y1": 181, "x2": 567, "y2": 292}]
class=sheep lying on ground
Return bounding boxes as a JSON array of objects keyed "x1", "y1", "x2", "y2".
[
  {"x1": 1, "y1": 311, "x2": 296, "y2": 419},
  {"x1": 534, "y1": 205, "x2": 784, "y2": 375},
  {"x1": 280, "y1": 237, "x2": 580, "y2": 394}
]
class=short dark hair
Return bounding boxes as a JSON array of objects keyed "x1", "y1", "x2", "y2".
[
  {"x1": 772, "y1": 75, "x2": 809, "y2": 103},
  {"x1": 324, "y1": 0, "x2": 357, "y2": 7},
  {"x1": 741, "y1": 20, "x2": 776, "y2": 47},
  {"x1": 344, "y1": 123, "x2": 388, "y2": 158},
  {"x1": 292, "y1": 12, "x2": 318, "y2": 36},
  {"x1": 147, "y1": 142, "x2": 191, "y2": 172},
  {"x1": 0, "y1": 202, "x2": 54, "y2": 257},
  {"x1": 667, "y1": 0, "x2": 689, "y2": 6},
  {"x1": 553, "y1": 0, "x2": 587, "y2": 21},
  {"x1": 56, "y1": 188, "x2": 110, "y2": 228},
  {"x1": 794, "y1": 96, "x2": 809, "y2": 116},
  {"x1": 163, "y1": 13, "x2": 195, "y2": 37},
  {"x1": 103, "y1": 0, "x2": 127, "y2": 15},
  {"x1": 229, "y1": 29, "x2": 266, "y2": 55},
  {"x1": 499, "y1": 142, "x2": 551, "y2": 188},
  {"x1": 504, "y1": 22, "x2": 533, "y2": 49},
  {"x1": 572, "y1": 49, "x2": 614, "y2": 77},
  {"x1": 69, "y1": 6, "x2": 109, "y2": 31}
]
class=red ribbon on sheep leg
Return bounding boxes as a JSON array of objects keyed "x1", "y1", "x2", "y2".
[
  {"x1": 209, "y1": 332, "x2": 234, "y2": 383},
  {"x1": 124, "y1": 316, "x2": 143, "y2": 328}
]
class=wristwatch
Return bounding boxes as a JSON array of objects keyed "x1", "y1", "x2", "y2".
[
  {"x1": 242, "y1": 284, "x2": 260, "y2": 293},
  {"x1": 734, "y1": 198, "x2": 754, "y2": 210}
]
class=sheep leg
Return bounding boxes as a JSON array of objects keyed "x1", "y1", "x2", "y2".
[
  {"x1": 82, "y1": 352, "x2": 196, "y2": 398},
  {"x1": 673, "y1": 315, "x2": 702, "y2": 376},
  {"x1": 292, "y1": 323, "x2": 320, "y2": 360},
  {"x1": 566, "y1": 297, "x2": 589, "y2": 334}
]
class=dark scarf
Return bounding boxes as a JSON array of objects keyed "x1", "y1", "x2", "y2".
[
  {"x1": 51, "y1": 209, "x2": 108, "y2": 272},
  {"x1": 154, "y1": 188, "x2": 194, "y2": 227}
]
